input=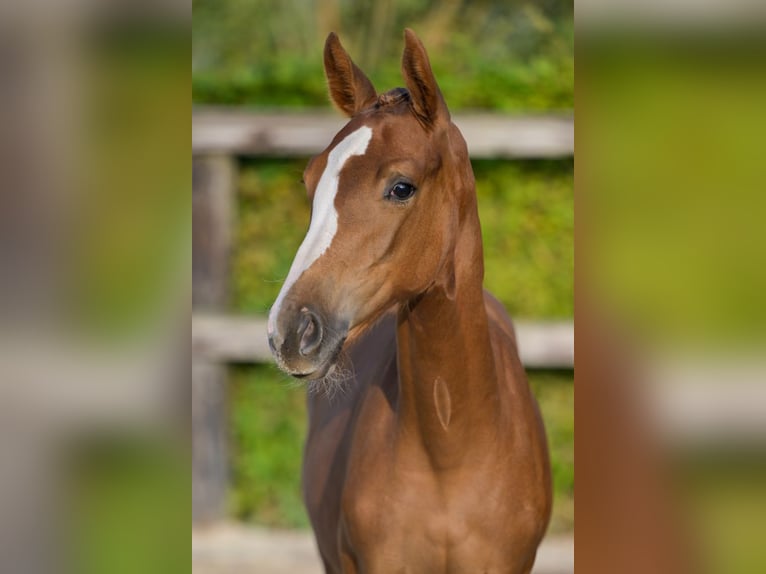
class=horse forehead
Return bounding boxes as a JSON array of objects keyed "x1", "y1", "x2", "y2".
[
  {"x1": 346, "y1": 116, "x2": 429, "y2": 166},
  {"x1": 304, "y1": 123, "x2": 372, "y2": 183},
  {"x1": 336, "y1": 110, "x2": 423, "y2": 152},
  {"x1": 371, "y1": 111, "x2": 428, "y2": 144},
  {"x1": 312, "y1": 112, "x2": 429, "y2": 192}
]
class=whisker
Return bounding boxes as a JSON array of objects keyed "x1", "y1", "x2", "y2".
[{"x1": 306, "y1": 353, "x2": 355, "y2": 403}]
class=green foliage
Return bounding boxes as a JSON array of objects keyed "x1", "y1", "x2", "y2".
[
  {"x1": 584, "y1": 39, "x2": 766, "y2": 346},
  {"x1": 70, "y1": 439, "x2": 189, "y2": 574},
  {"x1": 475, "y1": 159, "x2": 574, "y2": 317},
  {"x1": 229, "y1": 364, "x2": 310, "y2": 527},
  {"x1": 74, "y1": 26, "x2": 189, "y2": 337},
  {"x1": 232, "y1": 158, "x2": 311, "y2": 316},
  {"x1": 193, "y1": 0, "x2": 573, "y2": 111},
  {"x1": 529, "y1": 370, "x2": 575, "y2": 532},
  {"x1": 679, "y1": 455, "x2": 766, "y2": 574}
]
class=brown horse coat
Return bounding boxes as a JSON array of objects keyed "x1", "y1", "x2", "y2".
[{"x1": 267, "y1": 30, "x2": 552, "y2": 574}]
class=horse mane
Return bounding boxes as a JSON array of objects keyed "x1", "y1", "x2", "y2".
[{"x1": 374, "y1": 87, "x2": 410, "y2": 109}]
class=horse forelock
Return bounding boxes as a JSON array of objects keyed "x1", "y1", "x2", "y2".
[{"x1": 374, "y1": 87, "x2": 410, "y2": 109}]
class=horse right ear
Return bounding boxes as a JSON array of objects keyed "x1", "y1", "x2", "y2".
[
  {"x1": 324, "y1": 33, "x2": 377, "y2": 117},
  {"x1": 401, "y1": 28, "x2": 449, "y2": 128}
]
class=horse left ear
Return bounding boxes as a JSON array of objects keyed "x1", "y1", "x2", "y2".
[
  {"x1": 324, "y1": 32, "x2": 377, "y2": 117},
  {"x1": 401, "y1": 29, "x2": 450, "y2": 128}
]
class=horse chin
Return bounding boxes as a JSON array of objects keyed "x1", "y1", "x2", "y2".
[
  {"x1": 291, "y1": 360, "x2": 334, "y2": 382},
  {"x1": 289, "y1": 335, "x2": 347, "y2": 382}
]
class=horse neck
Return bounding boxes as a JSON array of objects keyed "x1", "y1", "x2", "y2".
[{"x1": 395, "y1": 194, "x2": 501, "y2": 469}]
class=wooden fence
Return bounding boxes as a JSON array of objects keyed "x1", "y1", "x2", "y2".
[
  {"x1": 192, "y1": 108, "x2": 575, "y2": 523},
  {"x1": 193, "y1": 108, "x2": 574, "y2": 158},
  {"x1": 192, "y1": 313, "x2": 573, "y2": 369}
]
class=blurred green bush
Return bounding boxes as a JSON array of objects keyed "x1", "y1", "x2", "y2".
[{"x1": 193, "y1": 0, "x2": 573, "y2": 111}]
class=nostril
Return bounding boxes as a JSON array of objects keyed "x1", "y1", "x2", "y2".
[{"x1": 297, "y1": 309, "x2": 323, "y2": 357}]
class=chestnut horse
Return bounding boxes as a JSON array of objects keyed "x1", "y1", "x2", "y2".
[{"x1": 267, "y1": 30, "x2": 551, "y2": 574}]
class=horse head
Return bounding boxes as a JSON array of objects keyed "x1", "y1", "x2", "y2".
[{"x1": 267, "y1": 30, "x2": 476, "y2": 381}]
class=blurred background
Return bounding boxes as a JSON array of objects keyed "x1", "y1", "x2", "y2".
[
  {"x1": 577, "y1": 2, "x2": 766, "y2": 574},
  {"x1": 192, "y1": 1, "x2": 574, "y2": 572},
  {"x1": 4, "y1": 0, "x2": 763, "y2": 573},
  {"x1": 0, "y1": 1, "x2": 189, "y2": 574}
]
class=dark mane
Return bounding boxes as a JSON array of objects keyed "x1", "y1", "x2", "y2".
[{"x1": 374, "y1": 87, "x2": 410, "y2": 109}]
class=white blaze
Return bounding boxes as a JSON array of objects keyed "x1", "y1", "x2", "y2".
[{"x1": 268, "y1": 125, "x2": 373, "y2": 336}]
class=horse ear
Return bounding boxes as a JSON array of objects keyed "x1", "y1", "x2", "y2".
[
  {"x1": 401, "y1": 29, "x2": 450, "y2": 127},
  {"x1": 324, "y1": 33, "x2": 377, "y2": 117}
]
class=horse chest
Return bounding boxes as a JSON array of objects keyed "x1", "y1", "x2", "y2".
[{"x1": 338, "y1": 445, "x2": 522, "y2": 573}]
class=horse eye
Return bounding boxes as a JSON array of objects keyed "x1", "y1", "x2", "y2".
[{"x1": 388, "y1": 182, "x2": 416, "y2": 201}]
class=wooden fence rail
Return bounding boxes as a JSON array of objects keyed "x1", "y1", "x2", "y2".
[
  {"x1": 193, "y1": 108, "x2": 574, "y2": 159},
  {"x1": 192, "y1": 314, "x2": 575, "y2": 369}
]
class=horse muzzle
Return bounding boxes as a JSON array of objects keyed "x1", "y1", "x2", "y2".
[{"x1": 268, "y1": 305, "x2": 348, "y2": 380}]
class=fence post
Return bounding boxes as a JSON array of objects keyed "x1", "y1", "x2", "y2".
[{"x1": 192, "y1": 154, "x2": 235, "y2": 523}]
